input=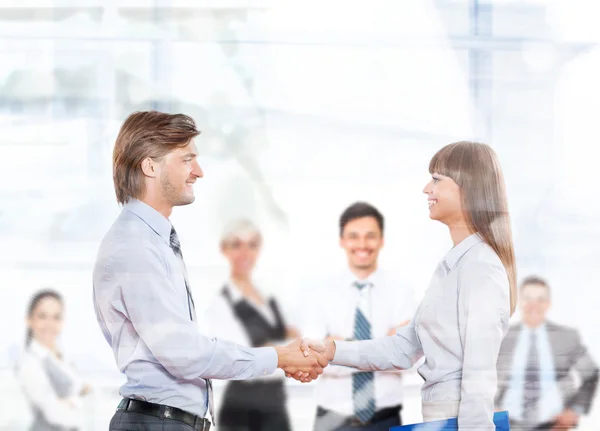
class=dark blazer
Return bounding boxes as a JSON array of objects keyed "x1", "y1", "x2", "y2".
[{"x1": 495, "y1": 321, "x2": 599, "y2": 415}]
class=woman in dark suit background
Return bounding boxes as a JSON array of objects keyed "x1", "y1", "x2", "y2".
[{"x1": 206, "y1": 219, "x2": 299, "y2": 431}]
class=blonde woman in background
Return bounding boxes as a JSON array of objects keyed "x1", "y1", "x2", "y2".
[
  {"x1": 300, "y1": 141, "x2": 517, "y2": 431},
  {"x1": 16, "y1": 289, "x2": 91, "y2": 431},
  {"x1": 206, "y1": 219, "x2": 300, "y2": 431}
]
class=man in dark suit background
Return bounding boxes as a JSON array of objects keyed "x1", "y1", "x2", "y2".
[{"x1": 495, "y1": 275, "x2": 599, "y2": 430}]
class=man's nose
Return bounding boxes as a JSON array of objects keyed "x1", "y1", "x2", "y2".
[{"x1": 192, "y1": 161, "x2": 204, "y2": 178}]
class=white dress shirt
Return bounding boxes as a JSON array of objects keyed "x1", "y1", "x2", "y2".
[
  {"x1": 16, "y1": 340, "x2": 84, "y2": 429},
  {"x1": 205, "y1": 281, "x2": 286, "y2": 381},
  {"x1": 301, "y1": 268, "x2": 417, "y2": 416},
  {"x1": 332, "y1": 233, "x2": 511, "y2": 431},
  {"x1": 501, "y1": 323, "x2": 563, "y2": 423}
]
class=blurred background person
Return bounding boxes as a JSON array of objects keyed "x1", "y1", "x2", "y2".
[
  {"x1": 301, "y1": 202, "x2": 417, "y2": 431},
  {"x1": 496, "y1": 276, "x2": 599, "y2": 430},
  {"x1": 206, "y1": 218, "x2": 299, "y2": 431},
  {"x1": 15, "y1": 289, "x2": 91, "y2": 431}
]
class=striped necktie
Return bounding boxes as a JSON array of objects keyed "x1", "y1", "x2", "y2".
[
  {"x1": 522, "y1": 331, "x2": 540, "y2": 425},
  {"x1": 352, "y1": 281, "x2": 376, "y2": 423},
  {"x1": 169, "y1": 226, "x2": 214, "y2": 424}
]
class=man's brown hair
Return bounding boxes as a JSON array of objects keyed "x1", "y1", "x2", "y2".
[{"x1": 112, "y1": 111, "x2": 200, "y2": 205}]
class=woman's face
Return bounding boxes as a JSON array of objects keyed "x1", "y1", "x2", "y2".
[
  {"x1": 423, "y1": 173, "x2": 465, "y2": 226},
  {"x1": 27, "y1": 297, "x2": 63, "y2": 347},
  {"x1": 221, "y1": 234, "x2": 261, "y2": 277}
]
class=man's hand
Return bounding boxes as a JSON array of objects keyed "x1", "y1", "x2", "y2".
[
  {"x1": 387, "y1": 320, "x2": 410, "y2": 336},
  {"x1": 300, "y1": 338, "x2": 336, "y2": 362},
  {"x1": 284, "y1": 338, "x2": 336, "y2": 381},
  {"x1": 275, "y1": 339, "x2": 328, "y2": 383},
  {"x1": 551, "y1": 409, "x2": 579, "y2": 430}
]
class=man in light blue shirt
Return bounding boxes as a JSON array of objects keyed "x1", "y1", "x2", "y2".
[
  {"x1": 93, "y1": 111, "x2": 327, "y2": 431},
  {"x1": 495, "y1": 276, "x2": 598, "y2": 430}
]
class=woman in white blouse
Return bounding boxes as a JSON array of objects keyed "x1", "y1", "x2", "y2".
[
  {"x1": 206, "y1": 219, "x2": 300, "y2": 431},
  {"x1": 299, "y1": 141, "x2": 517, "y2": 431},
  {"x1": 16, "y1": 289, "x2": 91, "y2": 431}
]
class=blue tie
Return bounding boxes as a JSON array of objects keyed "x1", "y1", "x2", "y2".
[{"x1": 352, "y1": 281, "x2": 376, "y2": 423}]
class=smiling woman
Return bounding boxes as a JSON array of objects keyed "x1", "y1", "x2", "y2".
[
  {"x1": 15, "y1": 289, "x2": 91, "y2": 431},
  {"x1": 205, "y1": 218, "x2": 300, "y2": 431},
  {"x1": 301, "y1": 141, "x2": 516, "y2": 431}
]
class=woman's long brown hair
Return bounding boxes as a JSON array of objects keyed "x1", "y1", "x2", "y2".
[{"x1": 429, "y1": 141, "x2": 517, "y2": 315}]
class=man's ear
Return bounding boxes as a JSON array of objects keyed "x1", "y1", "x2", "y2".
[{"x1": 141, "y1": 157, "x2": 158, "y2": 178}]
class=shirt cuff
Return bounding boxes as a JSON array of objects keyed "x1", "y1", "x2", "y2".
[
  {"x1": 331, "y1": 340, "x2": 360, "y2": 367},
  {"x1": 254, "y1": 347, "x2": 278, "y2": 377}
]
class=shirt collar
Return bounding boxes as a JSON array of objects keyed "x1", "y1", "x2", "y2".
[
  {"x1": 124, "y1": 198, "x2": 172, "y2": 243},
  {"x1": 443, "y1": 232, "x2": 483, "y2": 270},
  {"x1": 522, "y1": 322, "x2": 547, "y2": 335},
  {"x1": 226, "y1": 280, "x2": 245, "y2": 303},
  {"x1": 345, "y1": 267, "x2": 382, "y2": 289},
  {"x1": 28, "y1": 339, "x2": 52, "y2": 359},
  {"x1": 225, "y1": 280, "x2": 268, "y2": 303}
]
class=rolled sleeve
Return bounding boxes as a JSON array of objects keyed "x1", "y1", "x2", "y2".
[{"x1": 457, "y1": 260, "x2": 510, "y2": 431}]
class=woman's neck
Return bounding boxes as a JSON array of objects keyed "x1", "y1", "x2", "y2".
[
  {"x1": 448, "y1": 222, "x2": 474, "y2": 247},
  {"x1": 231, "y1": 274, "x2": 265, "y2": 305},
  {"x1": 35, "y1": 339, "x2": 61, "y2": 358},
  {"x1": 231, "y1": 275, "x2": 255, "y2": 294}
]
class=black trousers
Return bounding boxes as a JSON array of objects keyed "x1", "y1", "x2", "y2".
[
  {"x1": 217, "y1": 380, "x2": 291, "y2": 431},
  {"x1": 314, "y1": 405, "x2": 402, "y2": 431},
  {"x1": 109, "y1": 410, "x2": 198, "y2": 431}
]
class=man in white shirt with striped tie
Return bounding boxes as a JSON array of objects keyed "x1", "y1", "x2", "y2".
[{"x1": 300, "y1": 202, "x2": 417, "y2": 431}]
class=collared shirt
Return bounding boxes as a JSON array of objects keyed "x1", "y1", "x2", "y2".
[
  {"x1": 501, "y1": 323, "x2": 563, "y2": 422},
  {"x1": 92, "y1": 199, "x2": 278, "y2": 418},
  {"x1": 301, "y1": 268, "x2": 417, "y2": 416},
  {"x1": 16, "y1": 340, "x2": 84, "y2": 429},
  {"x1": 333, "y1": 233, "x2": 511, "y2": 431}
]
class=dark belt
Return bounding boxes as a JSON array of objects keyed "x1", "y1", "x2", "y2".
[{"x1": 117, "y1": 398, "x2": 211, "y2": 431}]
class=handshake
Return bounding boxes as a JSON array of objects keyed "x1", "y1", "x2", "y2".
[{"x1": 274, "y1": 338, "x2": 337, "y2": 383}]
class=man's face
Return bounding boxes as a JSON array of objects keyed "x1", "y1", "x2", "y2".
[
  {"x1": 339, "y1": 216, "x2": 384, "y2": 271},
  {"x1": 158, "y1": 140, "x2": 203, "y2": 207},
  {"x1": 519, "y1": 283, "x2": 551, "y2": 327}
]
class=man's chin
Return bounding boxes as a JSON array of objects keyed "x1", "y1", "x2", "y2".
[
  {"x1": 174, "y1": 195, "x2": 196, "y2": 206},
  {"x1": 351, "y1": 262, "x2": 376, "y2": 270}
]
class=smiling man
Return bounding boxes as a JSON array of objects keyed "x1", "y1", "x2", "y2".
[
  {"x1": 301, "y1": 202, "x2": 416, "y2": 431},
  {"x1": 93, "y1": 111, "x2": 327, "y2": 431},
  {"x1": 495, "y1": 276, "x2": 599, "y2": 430}
]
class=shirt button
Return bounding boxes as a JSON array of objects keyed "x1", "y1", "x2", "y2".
[{"x1": 263, "y1": 369, "x2": 268, "y2": 375}]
